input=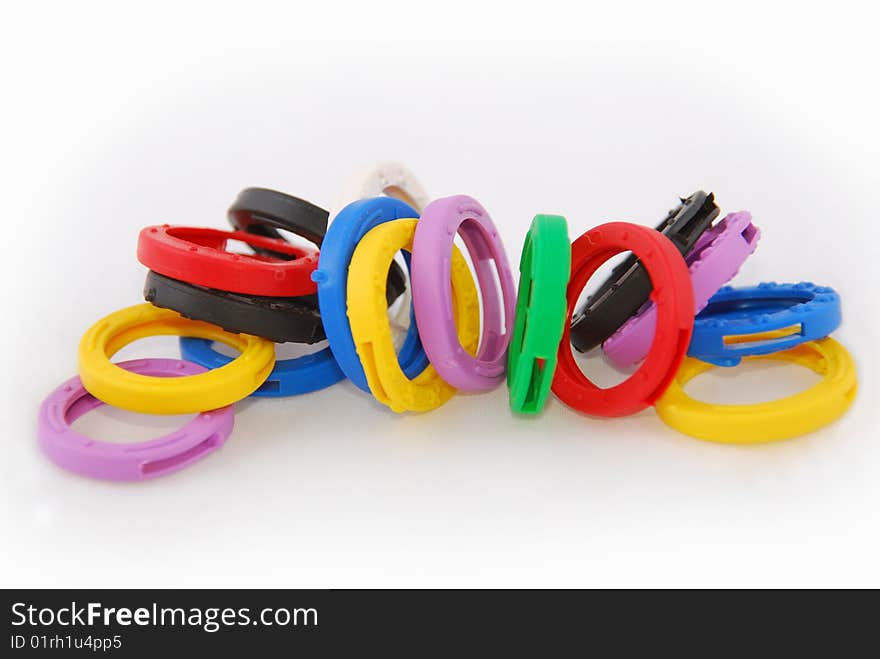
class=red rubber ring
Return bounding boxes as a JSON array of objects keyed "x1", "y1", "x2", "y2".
[
  {"x1": 137, "y1": 225, "x2": 319, "y2": 296},
  {"x1": 551, "y1": 222, "x2": 694, "y2": 417}
]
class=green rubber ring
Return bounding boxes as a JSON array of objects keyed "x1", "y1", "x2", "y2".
[{"x1": 507, "y1": 214, "x2": 571, "y2": 414}]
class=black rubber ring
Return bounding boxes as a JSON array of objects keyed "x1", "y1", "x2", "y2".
[
  {"x1": 569, "y1": 190, "x2": 720, "y2": 353},
  {"x1": 228, "y1": 187, "x2": 329, "y2": 247},
  {"x1": 226, "y1": 187, "x2": 407, "y2": 304},
  {"x1": 144, "y1": 270, "x2": 326, "y2": 344}
]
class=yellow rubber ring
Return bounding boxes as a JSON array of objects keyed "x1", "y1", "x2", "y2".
[
  {"x1": 347, "y1": 218, "x2": 480, "y2": 413},
  {"x1": 78, "y1": 303, "x2": 276, "y2": 414},
  {"x1": 655, "y1": 336, "x2": 857, "y2": 443}
]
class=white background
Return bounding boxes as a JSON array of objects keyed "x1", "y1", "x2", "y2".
[{"x1": 2, "y1": 1, "x2": 878, "y2": 587}]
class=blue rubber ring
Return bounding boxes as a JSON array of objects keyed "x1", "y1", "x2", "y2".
[
  {"x1": 689, "y1": 282, "x2": 842, "y2": 367},
  {"x1": 179, "y1": 337, "x2": 345, "y2": 397},
  {"x1": 311, "y1": 197, "x2": 428, "y2": 392}
]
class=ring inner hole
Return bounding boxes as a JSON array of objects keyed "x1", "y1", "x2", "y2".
[
  {"x1": 271, "y1": 228, "x2": 320, "y2": 251},
  {"x1": 111, "y1": 335, "x2": 183, "y2": 362},
  {"x1": 225, "y1": 238, "x2": 263, "y2": 255},
  {"x1": 382, "y1": 185, "x2": 420, "y2": 210},
  {"x1": 224, "y1": 237, "x2": 297, "y2": 263},
  {"x1": 69, "y1": 397, "x2": 198, "y2": 444},
  {"x1": 683, "y1": 359, "x2": 823, "y2": 405},
  {"x1": 722, "y1": 324, "x2": 803, "y2": 346},
  {"x1": 386, "y1": 250, "x2": 413, "y2": 351},
  {"x1": 571, "y1": 250, "x2": 642, "y2": 388},
  {"x1": 455, "y1": 219, "x2": 506, "y2": 361}
]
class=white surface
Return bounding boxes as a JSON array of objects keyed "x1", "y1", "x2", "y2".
[{"x1": 2, "y1": 1, "x2": 879, "y2": 588}]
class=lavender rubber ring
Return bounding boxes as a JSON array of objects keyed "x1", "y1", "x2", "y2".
[
  {"x1": 603, "y1": 211, "x2": 761, "y2": 368},
  {"x1": 37, "y1": 358, "x2": 234, "y2": 481},
  {"x1": 411, "y1": 195, "x2": 516, "y2": 391}
]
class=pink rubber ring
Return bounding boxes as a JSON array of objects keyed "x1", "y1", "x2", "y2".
[
  {"x1": 412, "y1": 195, "x2": 516, "y2": 391},
  {"x1": 602, "y1": 211, "x2": 761, "y2": 368},
  {"x1": 37, "y1": 359, "x2": 234, "y2": 481}
]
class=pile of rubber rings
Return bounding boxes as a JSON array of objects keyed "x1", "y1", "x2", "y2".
[{"x1": 37, "y1": 163, "x2": 857, "y2": 481}]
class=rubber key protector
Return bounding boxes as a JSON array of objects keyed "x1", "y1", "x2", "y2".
[
  {"x1": 333, "y1": 161, "x2": 431, "y2": 216},
  {"x1": 227, "y1": 187, "x2": 329, "y2": 248},
  {"x1": 78, "y1": 303, "x2": 275, "y2": 415},
  {"x1": 412, "y1": 195, "x2": 516, "y2": 392},
  {"x1": 144, "y1": 270, "x2": 325, "y2": 344},
  {"x1": 180, "y1": 336, "x2": 344, "y2": 398},
  {"x1": 603, "y1": 210, "x2": 761, "y2": 368},
  {"x1": 552, "y1": 222, "x2": 695, "y2": 417},
  {"x1": 312, "y1": 197, "x2": 429, "y2": 393},
  {"x1": 507, "y1": 214, "x2": 571, "y2": 414},
  {"x1": 655, "y1": 337, "x2": 857, "y2": 443},
  {"x1": 137, "y1": 225, "x2": 319, "y2": 297},
  {"x1": 347, "y1": 218, "x2": 480, "y2": 413},
  {"x1": 687, "y1": 282, "x2": 842, "y2": 367},
  {"x1": 569, "y1": 190, "x2": 718, "y2": 353},
  {"x1": 38, "y1": 358, "x2": 235, "y2": 481},
  {"x1": 228, "y1": 186, "x2": 408, "y2": 303}
]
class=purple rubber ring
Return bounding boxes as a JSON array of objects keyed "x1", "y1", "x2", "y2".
[
  {"x1": 37, "y1": 359, "x2": 234, "y2": 481},
  {"x1": 602, "y1": 210, "x2": 761, "y2": 369},
  {"x1": 412, "y1": 194, "x2": 516, "y2": 391}
]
